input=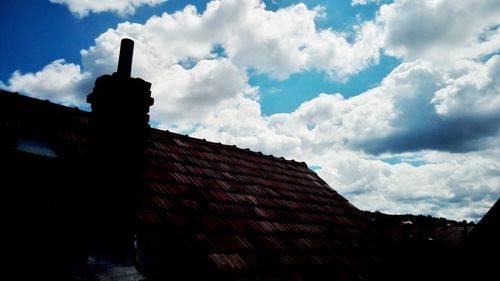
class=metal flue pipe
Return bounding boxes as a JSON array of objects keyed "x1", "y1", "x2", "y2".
[{"x1": 116, "y1": 38, "x2": 134, "y2": 77}]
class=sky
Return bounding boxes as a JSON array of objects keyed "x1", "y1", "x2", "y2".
[{"x1": 1, "y1": 0, "x2": 499, "y2": 222}]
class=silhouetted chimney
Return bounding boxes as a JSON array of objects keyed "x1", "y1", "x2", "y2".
[{"x1": 85, "y1": 38, "x2": 153, "y2": 278}]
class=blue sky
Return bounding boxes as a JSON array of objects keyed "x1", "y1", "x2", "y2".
[{"x1": 1, "y1": 0, "x2": 499, "y2": 221}]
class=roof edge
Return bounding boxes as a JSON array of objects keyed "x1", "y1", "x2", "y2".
[
  {"x1": 0, "y1": 90, "x2": 310, "y2": 169},
  {"x1": 152, "y1": 128, "x2": 310, "y2": 169}
]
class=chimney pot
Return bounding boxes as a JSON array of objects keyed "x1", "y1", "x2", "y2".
[{"x1": 117, "y1": 38, "x2": 134, "y2": 77}]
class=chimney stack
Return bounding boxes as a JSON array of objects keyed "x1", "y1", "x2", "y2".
[
  {"x1": 87, "y1": 38, "x2": 154, "y2": 166},
  {"x1": 85, "y1": 38, "x2": 153, "y2": 277},
  {"x1": 87, "y1": 38, "x2": 154, "y2": 151}
]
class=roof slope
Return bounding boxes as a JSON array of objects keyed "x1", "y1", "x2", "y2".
[
  {"x1": 467, "y1": 198, "x2": 500, "y2": 245},
  {"x1": 0, "y1": 90, "x2": 379, "y2": 280},
  {"x1": 140, "y1": 130, "x2": 376, "y2": 280}
]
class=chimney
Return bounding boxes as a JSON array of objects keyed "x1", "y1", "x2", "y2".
[{"x1": 85, "y1": 38, "x2": 153, "y2": 277}]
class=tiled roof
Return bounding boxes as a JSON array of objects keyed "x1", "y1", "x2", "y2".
[
  {"x1": 140, "y1": 130, "x2": 376, "y2": 279},
  {"x1": 1, "y1": 90, "x2": 379, "y2": 280}
]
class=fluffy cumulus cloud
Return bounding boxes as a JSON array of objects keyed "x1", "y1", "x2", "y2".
[
  {"x1": 196, "y1": 56, "x2": 500, "y2": 156},
  {"x1": 49, "y1": 0, "x2": 168, "y2": 17},
  {"x1": 151, "y1": 58, "x2": 254, "y2": 129},
  {"x1": 316, "y1": 149, "x2": 500, "y2": 221},
  {"x1": 433, "y1": 56, "x2": 500, "y2": 119},
  {"x1": 0, "y1": 59, "x2": 91, "y2": 105},
  {"x1": 356, "y1": 57, "x2": 500, "y2": 154},
  {"x1": 2, "y1": 0, "x2": 499, "y2": 221},
  {"x1": 377, "y1": 0, "x2": 500, "y2": 64},
  {"x1": 80, "y1": 0, "x2": 381, "y2": 81}
]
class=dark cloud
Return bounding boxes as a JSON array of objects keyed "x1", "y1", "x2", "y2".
[{"x1": 360, "y1": 113, "x2": 500, "y2": 154}]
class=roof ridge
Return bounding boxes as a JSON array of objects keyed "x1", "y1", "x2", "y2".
[
  {"x1": 152, "y1": 128, "x2": 309, "y2": 168},
  {"x1": 0, "y1": 89, "x2": 87, "y2": 115}
]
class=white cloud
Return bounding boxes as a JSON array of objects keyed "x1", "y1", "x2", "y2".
[
  {"x1": 304, "y1": 20, "x2": 382, "y2": 80},
  {"x1": 351, "y1": 0, "x2": 381, "y2": 6},
  {"x1": 316, "y1": 149, "x2": 500, "y2": 221},
  {"x1": 219, "y1": 1, "x2": 381, "y2": 80},
  {"x1": 0, "y1": 59, "x2": 91, "y2": 105},
  {"x1": 49, "y1": 0, "x2": 168, "y2": 17},
  {"x1": 433, "y1": 56, "x2": 500, "y2": 118},
  {"x1": 80, "y1": 0, "x2": 381, "y2": 81},
  {"x1": 151, "y1": 58, "x2": 254, "y2": 130},
  {"x1": 191, "y1": 96, "x2": 303, "y2": 158},
  {"x1": 343, "y1": 57, "x2": 500, "y2": 154},
  {"x1": 377, "y1": 0, "x2": 500, "y2": 64}
]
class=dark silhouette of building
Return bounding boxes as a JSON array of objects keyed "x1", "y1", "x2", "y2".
[{"x1": 463, "y1": 198, "x2": 499, "y2": 281}]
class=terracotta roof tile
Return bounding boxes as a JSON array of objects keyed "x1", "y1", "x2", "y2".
[{"x1": 209, "y1": 253, "x2": 254, "y2": 271}]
